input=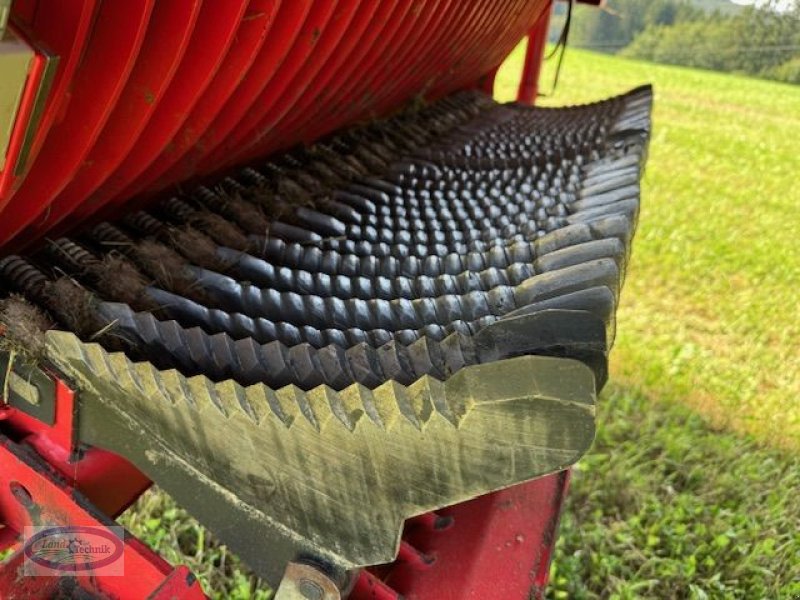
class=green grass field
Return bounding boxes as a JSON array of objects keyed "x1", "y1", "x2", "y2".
[
  {"x1": 121, "y1": 48, "x2": 800, "y2": 599},
  {"x1": 499, "y1": 44, "x2": 800, "y2": 451}
]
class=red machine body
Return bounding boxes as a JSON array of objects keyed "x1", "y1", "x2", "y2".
[{"x1": 0, "y1": 1, "x2": 588, "y2": 598}]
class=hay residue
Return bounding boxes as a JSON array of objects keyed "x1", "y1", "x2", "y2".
[
  {"x1": 220, "y1": 194, "x2": 271, "y2": 234},
  {"x1": 293, "y1": 171, "x2": 325, "y2": 195},
  {"x1": 44, "y1": 278, "x2": 107, "y2": 339},
  {"x1": 88, "y1": 255, "x2": 159, "y2": 312},
  {"x1": 134, "y1": 239, "x2": 213, "y2": 304},
  {"x1": 249, "y1": 188, "x2": 307, "y2": 222},
  {"x1": 276, "y1": 176, "x2": 311, "y2": 201},
  {"x1": 196, "y1": 211, "x2": 250, "y2": 250},
  {"x1": 0, "y1": 294, "x2": 52, "y2": 359},
  {"x1": 171, "y1": 227, "x2": 231, "y2": 273},
  {"x1": 308, "y1": 159, "x2": 343, "y2": 187},
  {"x1": 354, "y1": 144, "x2": 388, "y2": 173}
]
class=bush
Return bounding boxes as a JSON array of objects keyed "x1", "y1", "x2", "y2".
[{"x1": 764, "y1": 57, "x2": 800, "y2": 84}]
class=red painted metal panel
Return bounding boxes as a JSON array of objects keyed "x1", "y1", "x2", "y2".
[
  {"x1": 80, "y1": 1, "x2": 249, "y2": 219},
  {"x1": 120, "y1": 0, "x2": 281, "y2": 201},
  {"x1": 199, "y1": 0, "x2": 340, "y2": 172},
  {"x1": 357, "y1": 0, "x2": 462, "y2": 119},
  {"x1": 227, "y1": 0, "x2": 364, "y2": 156},
  {"x1": 0, "y1": 1, "x2": 154, "y2": 242},
  {"x1": 0, "y1": 379, "x2": 151, "y2": 519},
  {"x1": 288, "y1": 0, "x2": 418, "y2": 147},
  {"x1": 369, "y1": 0, "x2": 477, "y2": 120},
  {"x1": 44, "y1": 1, "x2": 202, "y2": 226},
  {"x1": 0, "y1": 437, "x2": 205, "y2": 599},
  {"x1": 228, "y1": 0, "x2": 377, "y2": 168},
  {"x1": 426, "y1": 0, "x2": 527, "y2": 98},
  {"x1": 274, "y1": 0, "x2": 435, "y2": 137},
  {"x1": 167, "y1": 0, "x2": 312, "y2": 186},
  {"x1": 264, "y1": 0, "x2": 382, "y2": 145},
  {"x1": 132, "y1": 0, "x2": 282, "y2": 198},
  {"x1": 393, "y1": 0, "x2": 501, "y2": 102},
  {"x1": 288, "y1": 0, "x2": 450, "y2": 151}
]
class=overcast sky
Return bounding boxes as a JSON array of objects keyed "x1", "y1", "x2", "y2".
[{"x1": 730, "y1": 0, "x2": 797, "y2": 11}]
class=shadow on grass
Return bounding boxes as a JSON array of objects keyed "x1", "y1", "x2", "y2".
[{"x1": 549, "y1": 382, "x2": 800, "y2": 600}]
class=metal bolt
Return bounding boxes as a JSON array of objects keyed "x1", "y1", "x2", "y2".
[
  {"x1": 297, "y1": 578, "x2": 324, "y2": 600},
  {"x1": 275, "y1": 562, "x2": 341, "y2": 600},
  {"x1": 10, "y1": 481, "x2": 33, "y2": 508}
]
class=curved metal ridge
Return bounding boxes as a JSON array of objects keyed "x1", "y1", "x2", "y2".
[{"x1": 46, "y1": 330, "x2": 596, "y2": 583}]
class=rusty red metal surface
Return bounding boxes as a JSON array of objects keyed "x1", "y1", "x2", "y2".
[
  {"x1": 0, "y1": 0, "x2": 553, "y2": 250},
  {"x1": 0, "y1": 435, "x2": 204, "y2": 599}
]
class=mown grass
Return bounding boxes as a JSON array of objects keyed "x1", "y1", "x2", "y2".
[{"x1": 120, "y1": 49, "x2": 800, "y2": 598}]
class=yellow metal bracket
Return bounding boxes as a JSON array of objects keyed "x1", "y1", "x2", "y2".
[
  {"x1": 0, "y1": 25, "x2": 33, "y2": 172},
  {"x1": 46, "y1": 330, "x2": 597, "y2": 585}
]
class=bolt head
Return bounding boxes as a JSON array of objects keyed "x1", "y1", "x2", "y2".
[{"x1": 298, "y1": 578, "x2": 324, "y2": 600}]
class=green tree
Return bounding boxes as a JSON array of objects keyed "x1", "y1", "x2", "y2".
[
  {"x1": 566, "y1": 0, "x2": 706, "y2": 51},
  {"x1": 621, "y1": 3, "x2": 800, "y2": 83}
]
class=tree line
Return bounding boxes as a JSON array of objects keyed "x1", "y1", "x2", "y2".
[{"x1": 551, "y1": 0, "x2": 800, "y2": 84}]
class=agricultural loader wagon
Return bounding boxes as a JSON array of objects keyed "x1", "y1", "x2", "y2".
[{"x1": 0, "y1": 0, "x2": 651, "y2": 597}]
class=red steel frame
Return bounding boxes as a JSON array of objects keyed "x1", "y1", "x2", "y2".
[
  {"x1": 0, "y1": 4, "x2": 578, "y2": 599},
  {"x1": 0, "y1": 376, "x2": 205, "y2": 599}
]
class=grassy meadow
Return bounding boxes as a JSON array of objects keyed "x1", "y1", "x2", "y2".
[
  {"x1": 121, "y1": 48, "x2": 800, "y2": 598},
  {"x1": 498, "y1": 44, "x2": 800, "y2": 450}
]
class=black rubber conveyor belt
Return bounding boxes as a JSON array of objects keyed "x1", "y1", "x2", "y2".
[{"x1": 0, "y1": 86, "x2": 652, "y2": 392}]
